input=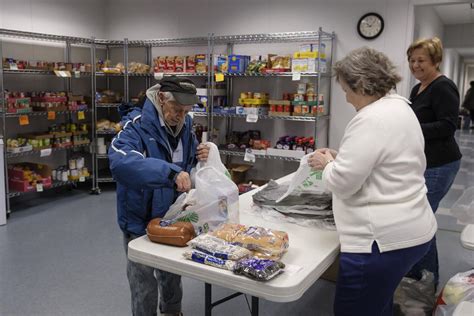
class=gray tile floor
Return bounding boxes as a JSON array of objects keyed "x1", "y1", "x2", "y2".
[{"x1": 0, "y1": 130, "x2": 473, "y2": 316}]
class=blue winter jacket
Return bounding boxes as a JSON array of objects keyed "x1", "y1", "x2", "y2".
[{"x1": 108, "y1": 99, "x2": 198, "y2": 236}]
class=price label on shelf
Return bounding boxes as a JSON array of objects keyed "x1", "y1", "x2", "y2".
[
  {"x1": 40, "y1": 148, "x2": 52, "y2": 157},
  {"x1": 19, "y1": 115, "x2": 29, "y2": 126},
  {"x1": 74, "y1": 71, "x2": 81, "y2": 78},
  {"x1": 215, "y1": 73, "x2": 224, "y2": 82},
  {"x1": 187, "y1": 112, "x2": 194, "y2": 119},
  {"x1": 54, "y1": 70, "x2": 71, "y2": 77},
  {"x1": 77, "y1": 111, "x2": 85, "y2": 120},
  {"x1": 154, "y1": 72, "x2": 164, "y2": 80},
  {"x1": 9, "y1": 63, "x2": 18, "y2": 70},
  {"x1": 79, "y1": 176, "x2": 85, "y2": 182},
  {"x1": 246, "y1": 113, "x2": 258, "y2": 123},
  {"x1": 244, "y1": 148, "x2": 256, "y2": 163},
  {"x1": 292, "y1": 72, "x2": 301, "y2": 81},
  {"x1": 47, "y1": 111, "x2": 56, "y2": 120},
  {"x1": 36, "y1": 183, "x2": 44, "y2": 192}
]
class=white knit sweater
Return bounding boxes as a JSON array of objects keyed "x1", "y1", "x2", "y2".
[{"x1": 322, "y1": 94, "x2": 437, "y2": 253}]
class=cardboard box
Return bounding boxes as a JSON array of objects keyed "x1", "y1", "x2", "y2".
[
  {"x1": 227, "y1": 163, "x2": 252, "y2": 184},
  {"x1": 228, "y1": 55, "x2": 249, "y2": 73},
  {"x1": 8, "y1": 163, "x2": 52, "y2": 192}
]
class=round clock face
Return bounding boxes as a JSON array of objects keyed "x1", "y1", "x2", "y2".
[{"x1": 358, "y1": 13, "x2": 384, "y2": 40}]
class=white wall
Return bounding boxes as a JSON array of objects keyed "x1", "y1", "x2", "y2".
[
  {"x1": 105, "y1": 0, "x2": 416, "y2": 152},
  {"x1": 0, "y1": 0, "x2": 107, "y2": 38},
  {"x1": 414, "y1": 5, "x2": 444, "y2": 41},
  {"x1": 444, "y1": 23, "x2": 474, "y2": 48}
]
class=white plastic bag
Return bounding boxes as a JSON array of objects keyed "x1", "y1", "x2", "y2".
[
  {"x1": 276, "y1": 153, "x2": 326, "y2": 203},
  {"x1": 164, "y1": 142, "x2": 239, "y2": 234},
  {"x1": 451, "y1": 187, "x2": 474, "y2": 225},
  {"x1": 434, "y1": 269, "x2": 474, "y2": 316}
]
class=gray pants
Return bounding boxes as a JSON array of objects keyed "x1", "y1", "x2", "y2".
[{"x1": 123, "y1": 233, "x2": 182, "y2": 316}]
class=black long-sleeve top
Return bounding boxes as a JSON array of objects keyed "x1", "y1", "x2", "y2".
[{"x1": 409, "y1": 75, "x2": 462, "y2": 168}]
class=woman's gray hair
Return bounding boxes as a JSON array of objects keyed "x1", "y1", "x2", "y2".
[{"x1": 333, "y1": 47, "x2": 401, "y2": 97}]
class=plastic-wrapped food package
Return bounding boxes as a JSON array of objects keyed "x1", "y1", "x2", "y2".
[
  {"x1": 183, "y1": 250, "x2": 236, "y2": 271},
  {"x1": 393, "y1": 270, "x2": 436, "y2": 316},
  {"x1": 211, "y1": 223, "x2": 289, "y2": 260},
  {"x1": 434, "y1": 269, "x2": 474, "y2": 316},
  {"x1": 233, "y1": 258, "x2": 285, "y2": 281},
  {"x1": 187, "y1": 233, "x2": 251, "y2": 260}
]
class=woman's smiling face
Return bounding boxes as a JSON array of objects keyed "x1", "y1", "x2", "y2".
[{"x1": 409, "y1": 48, "x2": 439, "y2": 83}]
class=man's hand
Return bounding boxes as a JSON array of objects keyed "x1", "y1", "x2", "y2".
[
  {"x1": 196, "y1": 144, "x2": 210, "y2": 162},
  {"x1": 175, "y1": 171, "x2": 191, "y2": 192},
  {"x1": 308, "y1": 150, "x2": 335, "y2": 171}
]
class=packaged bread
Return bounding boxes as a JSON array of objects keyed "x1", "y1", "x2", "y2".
[
  {"x1": 211, "y1": 223, "x2": 289, "y2": 260},
  {"x1": 147, "y1": 218, "x2": 195, "y2": 247}
]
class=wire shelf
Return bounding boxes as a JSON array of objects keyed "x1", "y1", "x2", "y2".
[
  {"x1": 7, "y1": 178, "x2": 90, "y2": 198},
  {"x1": 96, "y1": 103, "x2": 121, "y2": 108},
  {"x1": 96, "y1": 154, "x2": 109, "y2": 159},
  {"x1": 4, "y1": 109, "x2": 90, "y2": 118},
  {"x1": 193, "y1": 112, "x2": 328, "y2": 121},
  {"x1": 213, "y1": 30, "x2": 334, "y2": 44},
  {"x1": 97, "y1": 177, "x2": 115, "y2": 183},
  {"x1": 6, "y1": 143, "x2": 90, "y2": 159},
  {"x1": 0, "y1": 28, "x2": 92, "y2": 44},
  {"x1": 96, "y1": 130, "x2": 118, "y2": 135},
  {"x1": 219, "y1": 149, "x2": 301, "y2": 162}
]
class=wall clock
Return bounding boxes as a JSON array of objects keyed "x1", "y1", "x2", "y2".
[{"x1": 357, "y1": 12, "x2": 384, "y2": 40}]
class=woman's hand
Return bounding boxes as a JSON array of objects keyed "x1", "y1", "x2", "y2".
[
  {"x1": 308, "y1": 150, "x2": 335, "y2": 170},
  {"x1": 196, "y1": 144, "x2": 210, "y2": 161},
  {"x1": 315, "y1": 148, "x2": 338, "y2": 158}
]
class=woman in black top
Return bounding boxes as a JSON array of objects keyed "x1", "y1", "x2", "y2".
[{"x1": 406, "y1": 37, "x2": 462, "y2": 289}]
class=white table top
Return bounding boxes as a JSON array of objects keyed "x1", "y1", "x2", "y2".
[{"x1": 128, "y1": 173, "x2": 340, "y2": 302}]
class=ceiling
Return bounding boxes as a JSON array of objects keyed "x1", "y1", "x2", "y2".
[{"x1": 434, "y1": 2, "x2": 474, "y2": 25}]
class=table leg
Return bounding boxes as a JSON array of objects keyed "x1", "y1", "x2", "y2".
[
  {"x1": 251, "y1": 296, "x2": 259, "y2": 316},
  {"x1": 205, "y1": 283, "x2": 212, "y2": 316}
]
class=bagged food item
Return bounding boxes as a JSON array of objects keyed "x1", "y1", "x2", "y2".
[
  {"x1": 183, "y1": 250, "x2": 236, "y2": 270},
  {"x1": 163, "y1": 142, "x2": 239, "y2": 235},
  {"x1": 188, "y1": 233, "x2": 251, "y2": 260},
  {"x1": 146, "y1": 218, "x2": 195, "y2": 247},
  {"x1": 233, "y1": 258, "x2": 285, "y2": 281},
  {"x1": 434, "y1": 269, "x2": 474, "y2": 316},
  {"x1": 393, "y1": 270, "x2": 436, "y2": 316},
  {"x1": 211, "y1": 223, "x2": 289, "y2": 260}
]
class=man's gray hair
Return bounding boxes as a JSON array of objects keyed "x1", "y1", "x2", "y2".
[
  {"x1": 160, "y1": 91, "x2": 175, "y2": 102},
  {"x1": 333, "y1": 47, "x2": 401, "y2": 97}
]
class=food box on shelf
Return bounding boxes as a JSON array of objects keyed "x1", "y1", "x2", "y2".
[
  {"x1": 6, "y1": 144, "x2": 33, "y2": 153},
  {"x1": 266, "y1": 148, "x2": 305, "y2": 159},
  {"x1": 228, "y1": 55, "x2": 250, "y2": 73},
  {"x1": 269, "y1": 111, "x2": 292, "y2": 117},
  {"x1": 31, "y1": 96, "x2": 67, "y2": 103},
  {"x1": 8, "y1": 163, "x2": 52, "y2": 192},
  {"x1": 235, "y1": 106, "x2": 269, "y2": 116}
]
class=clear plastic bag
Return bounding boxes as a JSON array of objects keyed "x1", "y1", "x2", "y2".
[
  {"x1": 276, "y1": 153, "x2": 326, "y2": 203},
  {"x1": 163, "y1": 143, "x2": 239, "y2": 234},
  {"x1": 393, "y1": 270, "x2": 436, "y2": 316},
  {"x1": 451, "y1": 187, "x2": 474, "y2": 225},
  {"x1": 434, "y1": 269, "x2": 474, "y2": 316}
]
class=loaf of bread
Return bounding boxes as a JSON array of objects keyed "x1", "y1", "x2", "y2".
[
  {"x1": 147, "y1": 219, "x2": 195, "y2": 247},
  {"x1": 211, "y1": 223, "x2": 289, "y2": 260}
]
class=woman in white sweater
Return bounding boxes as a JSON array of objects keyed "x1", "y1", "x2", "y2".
[{"x1": 309, "y1": 47, "x2": 436, "y2": 316}]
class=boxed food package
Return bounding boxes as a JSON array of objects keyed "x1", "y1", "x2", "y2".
[
  {"x1": 8, "y1": 163, "x2": 52, "y2": 192},
  {"x1": 227, "y1": 163, "x2": 252, "y2": 184},
  {"x1": 185, "y1": 56, "x2": 195, "y2": 73},
  {"x1": 195, "y1": 54, "x2": 207, "y2": 73},
  {"x1": 214, "y1": 54, "x2": 228, "y2": 73},
  {"x1": 165, "y1": 56, "x2": 176, "y2": 72},
  {"x1": 175, "y1": 56, "x2": 184, "y2": 72},
  {"x1": 228, "y1": 55, "x2": 250, "y2": 73}
]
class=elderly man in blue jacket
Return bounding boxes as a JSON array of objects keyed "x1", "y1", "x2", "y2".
[{"x1": 109, "y1": 76, "x2": 209, "y2": 316}]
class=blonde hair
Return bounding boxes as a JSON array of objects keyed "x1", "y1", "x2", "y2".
[
  {"x1": 407, "y1": 37, "x2": 443, "y2": 70},
  {"x1": 333, "y1": 47, "x2": 401, "y2": 97}
]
